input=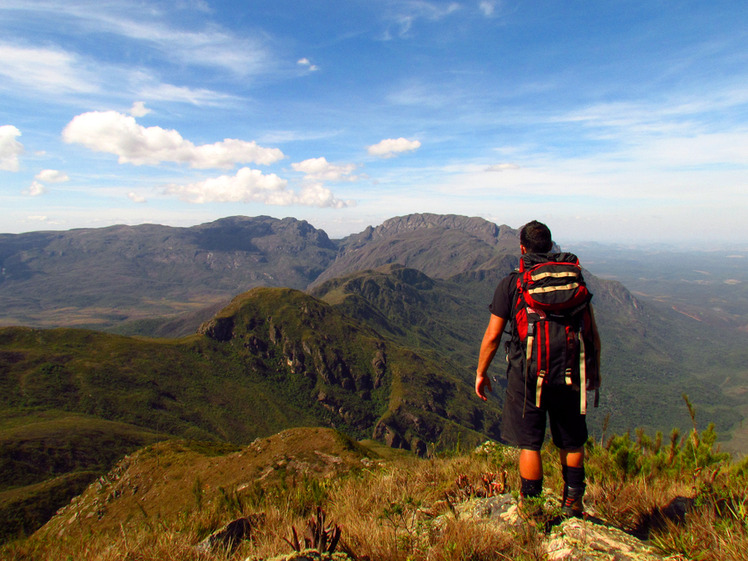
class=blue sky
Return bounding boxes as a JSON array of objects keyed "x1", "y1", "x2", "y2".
[{"x1": 1, "y1": 1, "x2": 746, "y2": 246}]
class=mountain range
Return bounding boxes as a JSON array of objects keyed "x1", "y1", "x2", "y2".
[{"x1": 0, "y1": 213, "x2": 745, "y2": 541}]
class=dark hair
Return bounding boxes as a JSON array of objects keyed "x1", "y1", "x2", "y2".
[{"x1": 520, "y1": 220, "x2": 553, "y2": 253}]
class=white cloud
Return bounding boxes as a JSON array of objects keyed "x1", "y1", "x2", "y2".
[
  {"x1": 295, "y1": 183, "x2": 355, "y2": 208},
  {"x1": 135, "y1": 82, "x2": 239, "y2": 106},
  {"x1": 106, "y1": 16, "x2": 271, "y2": 77},
  {"x1": 625, "y1": 131, "x2": 748, "y2": 167},
  {"x1": 163, "y1": 167, "x2": 352, "y2": 208},
  {"x1": 129, "y1": 101, "x2": 151, "y2": 117},
  {"x1": 367, "y1": 137, "x2": 422, "y2": 158},
  {"x1": 0, "y1": 43, "x2": 99, "y2": 94},
  {"x1": 128, "y1": 192, "x2": 147, "y2": 203},
  {"x1": 62, "y1": 111, "x2": 285, "y2": 168},
  {"x1": 297, "y1": 58, "x2": 319, "y2": 72},
  {"x1": 291, "y1": 157, "x2": 358, "y2": 181},
  {"x1": 2, "y1": 3, "x2": 271, "y2": 78},
  {"x1": 485, "y1": 163, "x2": 520, "y2": 172},
  {"x1": 24, "y1": 181, "x2": 46, "y2": 196},
  {"x1": 25, "y1": 169, "x2": 69, "y2": 196},
  {"x1": 34, "y1": 169, "x2": 70, "y2": 183},
  {"x1": 0, "y1": 125, "x2": 24, "y2": 171},
  {"x1": 478, "y1": 1, "x2": 496, "y2": 16},
  {"x1": 0, "y1": 43, "x2": 237, "y2": 107},
  {"x1": 383, "y1": 2, "x2": 461, "y2": 39}
]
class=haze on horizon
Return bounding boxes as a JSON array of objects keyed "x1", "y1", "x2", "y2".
[{"x1": 0, "y1": 1, "x2": 746, "y2": 248}]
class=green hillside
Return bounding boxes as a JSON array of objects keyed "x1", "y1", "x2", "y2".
[
  {"x1": 0, "y1": 411, "x2": 167, "y2": 542},
  {"x1": 0, "y1": 287, "x2": 501, "y2": 541},
  {"x1": 311, "y1": 265, "x2": 741, "y2": 442}
]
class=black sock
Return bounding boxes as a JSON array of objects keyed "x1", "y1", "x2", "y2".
[
  {"x1": 563, "y1": 465, "x2": 585, "y2": 489},
  {"x1": 520, "y1": 477, "x2": 543, "y2": 498}
]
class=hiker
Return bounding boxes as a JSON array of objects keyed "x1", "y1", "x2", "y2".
[{"x1": 475, "y1": 220, "x2": 601, "y2": 518}]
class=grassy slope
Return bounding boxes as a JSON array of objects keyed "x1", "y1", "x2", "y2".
[
  {"x1": 3, "y1": 424, "x2": 745, "y2": 561},
  {"x1": 33, "y1": 427, "x2": 375, "y2": 541},
  {"x1": 0, "y1": 411, "x2": 168, "y2": 542}
]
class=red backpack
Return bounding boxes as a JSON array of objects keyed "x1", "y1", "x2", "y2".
[{"x1": 510, "y1": 252, "x2": 600, "y2": 414}]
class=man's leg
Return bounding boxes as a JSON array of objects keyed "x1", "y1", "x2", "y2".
[
  {"x1": 520, "y1": 448, "x2": 543, "y2": 479},
  {"x1": 548, "y1": 387, "x2": 589, "y2": 518},
  {"x1": 559, "y1": 447, "x2": 585, "y2": 517},
  {"x1": 519, "y1": 448, "x2": 543, "y2": 507},
  {"x1": 559, "y1": 448, "x2": 584, "y2": 469}
]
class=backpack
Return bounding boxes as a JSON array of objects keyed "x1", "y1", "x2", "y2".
[{"x1": 508, "y1": 252, "x2": 600, "y2": 414}]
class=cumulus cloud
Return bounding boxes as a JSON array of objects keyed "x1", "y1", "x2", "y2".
[
  {"x1": 25, "y1": 181, "x2": 46, "y2": 196},
  {"x1": 163, "y1": 167, "x2": 352, "y2": 208},
  {"x1": 0, "y1": 125, "x2": 24, "y2": 171},
  {"x1": 367, "y1": 137, "x2": 421, "y2": 158},
  {"x1": 35, "y1": 169, "x2": 70, "y2": 182},
  {"x1": 129, "y1": 101, "x2": 151, "y2": 117},
  {"x1": 297, "y1": 58, "x2": 319, "y2": 71},
  {"x1": 62, "y1": 111, "x2": 285, "y2": 168},
  {"x1": 24, "y1": 169, "x2": 69, "y2": 196},
  {"x1": 128, "y1": 192, "x2": 147, "y2": 203},
  {"x1": 291, "y1": 157, "x2": 358, "y2": 181}
]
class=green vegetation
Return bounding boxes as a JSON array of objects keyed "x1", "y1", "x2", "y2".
[
  {"x1": 312, "y1": 265, "x2": 743, "y2": 445},
  {"x1": 0, "y1": 410, "x2": 168, "y2": 542},
  {"x1": 0, "y1": 287, "x2": 500, "y2": 542}
]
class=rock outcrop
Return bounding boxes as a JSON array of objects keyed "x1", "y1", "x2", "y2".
[{"x1": 452, "y1": 494, "x2": 667, "y2": 560}]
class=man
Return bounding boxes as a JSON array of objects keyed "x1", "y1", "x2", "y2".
[{"x1": 475, "y1": 220, "x2": 601, "y2": 518}]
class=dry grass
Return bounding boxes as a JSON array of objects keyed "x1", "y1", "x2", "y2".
[{"x1": 1, "y1": 437, "x2": 746, "y2": 561}]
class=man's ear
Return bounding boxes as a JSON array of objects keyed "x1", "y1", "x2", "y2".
[{"x1": 520, "y1": 244, "x2": 527, "y2": 255}]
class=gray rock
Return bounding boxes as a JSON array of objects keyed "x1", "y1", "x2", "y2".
[
  {"x1": 452, "y1": 494, "x2": 666, "y2": 561},
  {"x1": 196, "y1": 517, "x2": 253, "y2": 554}
]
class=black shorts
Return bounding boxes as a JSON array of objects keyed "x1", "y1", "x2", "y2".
[{"x1": 500, "y1": 368, "x2": 588, "y2": 451}]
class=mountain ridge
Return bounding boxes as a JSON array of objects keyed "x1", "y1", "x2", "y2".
[{"x1": 0, "y1": 213, "x2": 745, "y2": 542}]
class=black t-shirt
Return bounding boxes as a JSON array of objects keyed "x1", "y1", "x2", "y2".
[{"x1": 489, "y1": 271, "x2": 518, "y2": 320}]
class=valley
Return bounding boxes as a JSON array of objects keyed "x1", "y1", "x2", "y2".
[{"x1": 0, "y1": 213, "x2": 746, "y2": 544}]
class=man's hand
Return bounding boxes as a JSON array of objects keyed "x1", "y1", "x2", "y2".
[
  {"x1": 475, "y1": 372, "x2": 492, "y2": 401},
  {"x1": 475, "y1": 314, "x2": 505, "y2": 401}
]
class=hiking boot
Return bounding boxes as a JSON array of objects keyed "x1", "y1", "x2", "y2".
[{"x1": 561, "y1": 485, "x2": 585, "y2": 518}]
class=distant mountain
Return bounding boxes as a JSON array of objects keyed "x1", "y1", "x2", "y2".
[
  {"x1": 314, "y1": 213, "x2": 521, "y2": 285},
  {"x1": 0, "y1": 216, "x2": 337, "y2": 330}
]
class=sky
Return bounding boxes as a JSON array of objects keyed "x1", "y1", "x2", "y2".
[{"x1": 1, "y1": 1, "x2": 747, "y2": 247}]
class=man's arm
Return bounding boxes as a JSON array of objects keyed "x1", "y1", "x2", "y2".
[{"x1": 475, "y1": 313, "x2": 506, "y2": 401}]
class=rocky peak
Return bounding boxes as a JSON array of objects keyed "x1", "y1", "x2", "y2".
[{"x1": 348, "y1": 213, "x2": 517, "y2": 249}]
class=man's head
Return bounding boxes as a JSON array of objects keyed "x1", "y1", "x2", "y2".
[{"x1": 520, "y1": 220, "x2": 553, "y2": 254}]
